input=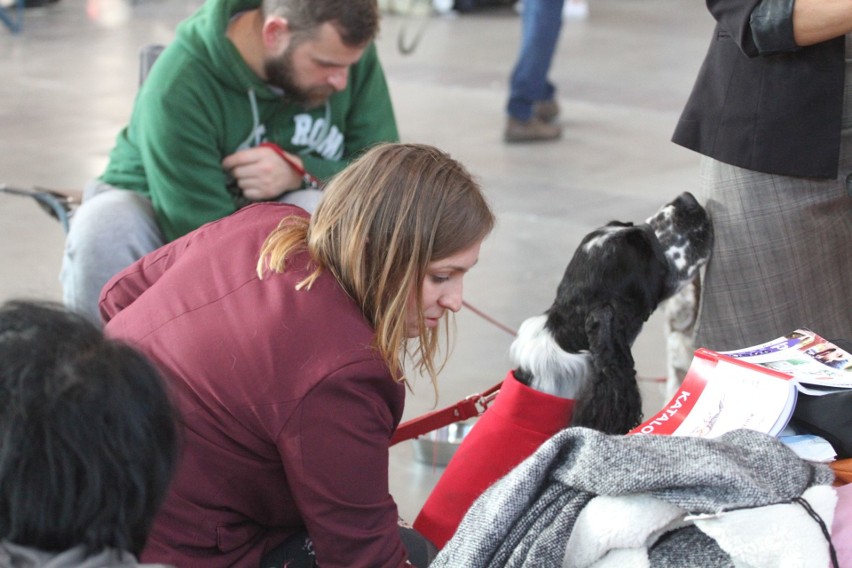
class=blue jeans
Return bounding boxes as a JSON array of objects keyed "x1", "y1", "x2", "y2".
[{"x1": 507, "y1": 0, "x2": 565, "y2": 121}]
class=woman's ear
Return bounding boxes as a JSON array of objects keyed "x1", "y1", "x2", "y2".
[{"x1": 261, "y1": 15, "x2": 291, "y2": 52}]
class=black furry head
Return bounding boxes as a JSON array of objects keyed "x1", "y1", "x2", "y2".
[{"x1": 511, "y1": 192, "x2": 713, "y2": 434}]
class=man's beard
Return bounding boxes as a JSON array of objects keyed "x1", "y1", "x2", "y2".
[{"x1": 264, "y1": 48, "x2": 335, "y2": 109}]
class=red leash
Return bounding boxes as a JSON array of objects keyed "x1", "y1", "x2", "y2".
[
  {"x1": 461, "y1": 301, "x2": 517, "y2": 338},
  {"x1": 259, "y1": 142, "x2": 322, "y2": 189},
  {"x1": 390, "y1": 302, "x2": 516, "y2": 446},
  {"x1": 390, "y1": 383, "x2": 502, "y2": 445}
]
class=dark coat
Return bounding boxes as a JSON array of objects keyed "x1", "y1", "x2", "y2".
[{"x1": 672, "y1": 0, "x2": 846, "y2": 179}]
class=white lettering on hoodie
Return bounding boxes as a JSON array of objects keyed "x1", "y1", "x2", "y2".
[{"x1": 291, "y1": 113, "x2": 344, "y2": 161}]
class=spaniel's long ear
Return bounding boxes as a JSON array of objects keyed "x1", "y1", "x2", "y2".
[{"x1": 570, "y1": 304, "x2": 643, "y2": 434}]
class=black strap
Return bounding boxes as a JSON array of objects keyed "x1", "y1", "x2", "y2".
[{"x1": 792, "y1": 496, "x2": 838, "y2": 568}]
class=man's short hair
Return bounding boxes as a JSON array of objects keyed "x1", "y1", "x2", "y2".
[
  {"x1": 262, "y1": 0, "x2": 380, "y2": 46},
  {"x1": 0, "y1": 301, "x2": 177, "y2": 557}
]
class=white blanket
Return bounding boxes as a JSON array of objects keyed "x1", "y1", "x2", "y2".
[{"x1": 563, "y1": 485, "x2": 837, "y2": 568}]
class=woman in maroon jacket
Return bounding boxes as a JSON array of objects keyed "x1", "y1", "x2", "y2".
[{"x1": 99, "y1": 143, "x2": 495, "y2": 568}]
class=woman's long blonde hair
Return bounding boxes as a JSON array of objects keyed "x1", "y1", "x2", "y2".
[{"x1": 257, "y1": 143, "x2": 495, "y2": 387}]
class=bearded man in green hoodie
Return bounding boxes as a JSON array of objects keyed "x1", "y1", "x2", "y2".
[{"x1": 61, "y1": 0, "x2": 399, "y2": 324}]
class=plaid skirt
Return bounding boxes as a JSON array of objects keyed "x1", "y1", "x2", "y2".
[
  {"x1": 694, "y1": 33, "x2": 852, "y2": 351},
  {"x1": 695, "y1": 155, "x2": 852, "y2": 351}
]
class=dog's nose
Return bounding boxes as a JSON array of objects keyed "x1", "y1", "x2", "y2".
[
  {"x1": 674, "y1": 191, "x2": 699, "y2": 209},
  {"x1": 647, "y1": 191, "x2": 711, "y2": 235}
]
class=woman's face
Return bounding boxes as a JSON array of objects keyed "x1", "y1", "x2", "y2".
[{"x1": 405, "y1": 240, "x2": 483, "y2": 338}]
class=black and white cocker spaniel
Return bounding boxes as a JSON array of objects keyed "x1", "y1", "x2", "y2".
[{"x1": 510, "y1": 192, "x2": 713, "y2": 434}]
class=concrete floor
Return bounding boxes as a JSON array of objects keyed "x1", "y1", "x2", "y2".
[{"x1": 0, "y1": 0, "x2": 713, "y2": 522}]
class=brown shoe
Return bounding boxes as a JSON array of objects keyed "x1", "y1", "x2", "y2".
[
  {"x1": 504, "y1": 116, "x2": 562, "y2": 143},
  {"x1": 533, "y1": 99, "x2": 560, "y2": 123}
]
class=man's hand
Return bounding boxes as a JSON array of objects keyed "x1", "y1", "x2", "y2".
[{"x1": 222, "y1": 146, "x2": 305, "y2": 201}]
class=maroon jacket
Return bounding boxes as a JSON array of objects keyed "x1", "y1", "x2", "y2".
[{"x1": 101, "y1": 203, "x2": 409, "y2": 568}]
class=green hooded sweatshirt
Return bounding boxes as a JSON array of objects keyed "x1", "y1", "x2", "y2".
[{"x1": 100, "y1": 0, "x2": 399, "y2": 242}]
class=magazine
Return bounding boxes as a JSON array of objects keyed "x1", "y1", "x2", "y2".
[
  {"x1": 630, "y1": 348, "x2": 798, "y2": 437},
  {"x1": 630, "y1": 329, "x2": 852, "y2": 439},
  {"x1": 719, "y1": 328, "x2": 852, "y2": 395}
]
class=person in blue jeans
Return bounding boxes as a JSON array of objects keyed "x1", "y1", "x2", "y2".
[{"x1": 504, "y1": 0, "x2": 564, "y2": 143}]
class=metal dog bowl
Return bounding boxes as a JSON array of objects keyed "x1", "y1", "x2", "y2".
[{"x1": 412, "y1": 420, "x2": 476, "y2": 467}]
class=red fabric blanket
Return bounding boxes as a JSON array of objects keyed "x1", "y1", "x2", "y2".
[{"x1": 414, "y1": 371, "x2": 576, "y2": 548}]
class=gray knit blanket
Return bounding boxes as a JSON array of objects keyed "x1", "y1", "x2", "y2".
[{"x1": 431, "y1": 428, "x2": 835, "y2": 568}]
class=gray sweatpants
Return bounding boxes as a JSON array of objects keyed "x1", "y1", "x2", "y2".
[{"x1": 60, "y1": 181, "x2": 322, "y2": 324}]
